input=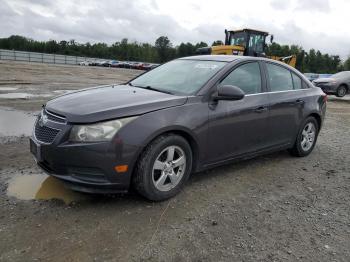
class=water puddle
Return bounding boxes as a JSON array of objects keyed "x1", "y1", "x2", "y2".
[
  {"x1": 0, "y1": 108, "x2": 36, "y2": 137},
  {"x1": 0, "y1": 87, "x2": 19, "y2": 91},
  {"x1": 0, "y1": 93, "x2": 35, "y2": 99},
  {"x1": 6, "y1": 174, "x2": 87, "y2": 204},
  {"x1": 0, "y1": 93, "x2": 52, "y2": 99}
]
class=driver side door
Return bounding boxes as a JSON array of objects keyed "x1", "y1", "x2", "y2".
[{"x1": 206, "y1": 61, "x2": 270, "y2": 164}]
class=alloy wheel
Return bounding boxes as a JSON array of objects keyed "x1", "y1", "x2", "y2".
[
  {"x1": 338, "y1": 86, "x2": 346, "y2": 97},
  {"x1": 152, "y1": 145, "x2": 186, "y2": 192},
  {"x1": 300, "y1": 122, "x2": 316, "y2": 152}
]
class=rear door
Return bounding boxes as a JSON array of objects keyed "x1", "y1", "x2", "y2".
[
  {"x1": 206, "y1": 61, "x2": 270, "y2": 164},
  {"x1": 263, "y1": 62, "x2": 306, "y2": 147}
]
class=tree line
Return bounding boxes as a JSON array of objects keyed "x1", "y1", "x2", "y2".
[{"x1": 0, "y1": 35, "x2": 349, "y2": 73}]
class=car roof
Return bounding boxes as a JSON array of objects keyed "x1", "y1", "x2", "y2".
[
  {"x1": 179, "y1": 55, "x2": 286, "y2": 64},
  {"x1": 179, "y1": 55, "x2": 282, "y2": 63},
  {"x1": 179, "y1": 55, "x2": 242, "y2": 62}
]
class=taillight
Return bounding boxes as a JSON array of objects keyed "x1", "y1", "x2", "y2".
[{"x1": 322, "y1": 93, "x2": 328, "y2": 103}]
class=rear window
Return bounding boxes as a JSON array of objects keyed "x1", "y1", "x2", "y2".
[{"x1": 266, "y1": 63, "x2": 293, "y2": 92}]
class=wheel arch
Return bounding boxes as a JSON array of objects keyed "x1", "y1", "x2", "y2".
[
  {"x1": 340, "y1": 82, "x2": 349, "y2": 88},
  {"x1": 307, "y1": 112, "x2": 322, "y2": 130},
  {"x1": 339, "y1": 83, "x2": 349, "y2": 91},
  {"x1": 131, "y1": 126, "x2": 200, "y2": 178}
]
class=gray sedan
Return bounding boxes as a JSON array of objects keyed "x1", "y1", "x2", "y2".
[
  {"x1": 313, "y1": 71, "x2": 350, "y2": 97},
  {"x1": 30, "y1": 55, "x2": 327, "y2": 201}
]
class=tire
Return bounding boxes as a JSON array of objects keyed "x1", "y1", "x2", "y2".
[
  {"x1": 289, "y1": 117, "x2": 319, "y2": 157},
  {"x1": 133, "y1": 134, "x2": 193, "y2": 201},
  {"x1": 336, "y1": 85, "x2": 347, "y2": 97}
]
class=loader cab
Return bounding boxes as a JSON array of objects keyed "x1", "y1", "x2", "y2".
[{"x1": 225, "y1": 29, "x2": 269, "y2": 57}]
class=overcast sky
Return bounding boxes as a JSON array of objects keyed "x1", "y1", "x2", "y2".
[{"x1": 1, "y1": 0, "x2": 349, "y2": 58}]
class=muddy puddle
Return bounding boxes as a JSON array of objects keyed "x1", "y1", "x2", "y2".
[
  {"x1": 6, "y1": 173, "x2": 87, "y2": 204},
  {"x1": 53, "y1": 89, "x2": 75, "y2": 94},
  {"x1": 0, "y1": 93, "x2": 35, "y2": 99},
  {"x1": 0, "y1": 108, "x2": 36, "y2": 137}
]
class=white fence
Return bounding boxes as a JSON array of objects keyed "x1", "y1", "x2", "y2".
[{"x1": 0, "y1": 49, "x2": 101, "y2": 65}]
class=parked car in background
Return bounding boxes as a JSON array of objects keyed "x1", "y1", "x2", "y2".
[
  {"x1": 304, "y1": 73, "x2": 319, "y2": 82},
  {"x1": 79, "y1": 61, "x2": 90, "y2": 66},
  {"x1": 134, "y1": 62, "x2": 145, "y2": 70},
  {"x1": 139, "y1": 63, "x2": 160, "y2": 70},
  {"x1": 30, "y1": 55, "x2": 327, "y2": 201},
  {"x1": 313, "y1": 71, "x2": 350, "y2": 97},
  {"x1": 98, "y1": 60, "x2": 111, "y2": 67},
  {"x1": 141, "y1": 63, "x2": 152, "y2": 70},
  {"x1": 110, "y1": 60, "x2": 120, "y2": 68},
  {"x1": 129, "y1": 62, "x2": 138, "y2": 69},
  {"x1": 318, "y1": 74, "x2": 332, "y2": 79},
  {"x1": 118, "y1": 61, "x2": 131, "y2": 68},
  {"x1": 89, "y1": 61, "x2": 99, "y2": 66}
]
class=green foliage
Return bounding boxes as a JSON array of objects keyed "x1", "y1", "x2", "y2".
[
  {"x1": 344, "y1": 56, "x2": 350, "y2": 71},
  {"x1": 155, "y1": 36, "x2": 173, "y2": 62},
  {"x1": 0, "y1": 35, "x2": 209, "y2": 63},
  {"x1": 266, "y1": 43, "x2": 343, "y2": 73},
  {"x1": 0, "y1": 35, "x2": 346, "y2": 73},
  {"x1": 212, "y1": 40, "x2": 224, "y2": 46}
]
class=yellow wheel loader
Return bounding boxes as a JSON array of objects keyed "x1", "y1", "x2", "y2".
[{"x1": 197, "y1": 28, "x2": 296, "y2": 68}]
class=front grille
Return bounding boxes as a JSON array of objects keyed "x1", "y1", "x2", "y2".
[
  {"x1": 35, "y1": 122, "x2": 60, "y2": 144},
  {"x1": 45, "y1": 110, "x2": 66, "y2": 123}
]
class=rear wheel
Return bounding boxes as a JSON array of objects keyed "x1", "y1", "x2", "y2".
[
  {"x1": 133, "y1": 134, "x2": 192, "y2": 201},
  {"x1": 336, "y1": 85, "x2": 347, "y2": 97},
  {"x1": 289, "y1": 117, "x2": 319, "y2": 157}
]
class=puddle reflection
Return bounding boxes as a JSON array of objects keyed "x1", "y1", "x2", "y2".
[
  {"x1": 0, "y1": 87, "x2": 19, "y2": 91},
  {"x1": 7, "y1": 174, "x2": 87, "y2": 204},
  {"x1": 0, "y1": 93, "x2": 52, "y2": 99}
]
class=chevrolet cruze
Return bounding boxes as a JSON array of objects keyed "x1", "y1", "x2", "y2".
[{"x1": 30, "y1": 55, "x2": 327, "y2": 201}]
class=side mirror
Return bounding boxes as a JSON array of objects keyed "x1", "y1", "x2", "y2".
[
  {"x1": 213, "y1": 85, "x2": 245, "y2": 101},
  {"x1": 270, "y1": 35, "x2": 274, "y2": 43}
]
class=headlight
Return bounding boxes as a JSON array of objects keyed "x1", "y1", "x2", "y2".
[{"x1": 69, "y1": 116, "x2": 137, "y2": 142}]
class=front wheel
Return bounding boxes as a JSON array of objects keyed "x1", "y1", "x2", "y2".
[
  {"x1": 133, "y1": 134, "x2": 192, "y2": 201},
  {"x1": 336, "y1": 85, "x2": 347, "y2": 97},
  {"x1": 289, "y1": 117, "x2": 319, "y2": 157}
]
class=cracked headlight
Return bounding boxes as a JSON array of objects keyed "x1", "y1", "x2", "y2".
[{"x1": 69, "y1": 116, "x2": 137, "y2": 142}]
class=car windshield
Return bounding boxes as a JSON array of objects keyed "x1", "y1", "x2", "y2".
[
  {"x1": 130, "y1": 59, "x2": 226, "y2": 95},
  {"x1": 331, "y1": 71, "x2": 350, "y2": 79}
]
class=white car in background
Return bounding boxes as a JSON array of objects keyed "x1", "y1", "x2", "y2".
[{"x1": 79, "y1": 61, "x2": 90, "y2": 66}]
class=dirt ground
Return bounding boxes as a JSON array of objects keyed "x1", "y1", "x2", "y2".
[{"x1": 0, "y1": 61, "x2": 349, "y2": 262}]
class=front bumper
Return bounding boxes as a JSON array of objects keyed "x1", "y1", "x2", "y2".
[
  {"x1": 30, "y1": 112, "x2": 141, "y2": 194},
  {"x1": 315, "y1": 84, "x2": 337, "y2": 94}
]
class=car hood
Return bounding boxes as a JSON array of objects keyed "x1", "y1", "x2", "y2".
[
  {"x1": 313, "y1": 77, "x2": 335, "y2": 83},
  {"x1": 46, "y1": 85, "x2": 187, "y2": 123}
]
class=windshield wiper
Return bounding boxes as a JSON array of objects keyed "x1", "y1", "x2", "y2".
[{"x1": 128, "y1": 82, "x2": 173, "y2": 95}]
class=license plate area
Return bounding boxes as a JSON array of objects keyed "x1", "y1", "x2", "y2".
[{"x1": 30, "y1": 138, "x2": 42, "y2": 162}]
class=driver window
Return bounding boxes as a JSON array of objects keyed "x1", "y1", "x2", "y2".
[{"x1": 220, "y1": 62, "x2": 262, "y2": 95}]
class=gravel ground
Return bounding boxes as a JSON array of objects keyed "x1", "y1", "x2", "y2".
[{"x1": 0, "y1": 61, "x2": 349, "y2": 262}]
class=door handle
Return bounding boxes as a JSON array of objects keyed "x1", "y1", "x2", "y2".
[
  {"x1": 295, "y1": 99, "x2": 305, "y2": 105},
  {"x1": 254, "y1": 106, "x2": 268, "y2": 113}
]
